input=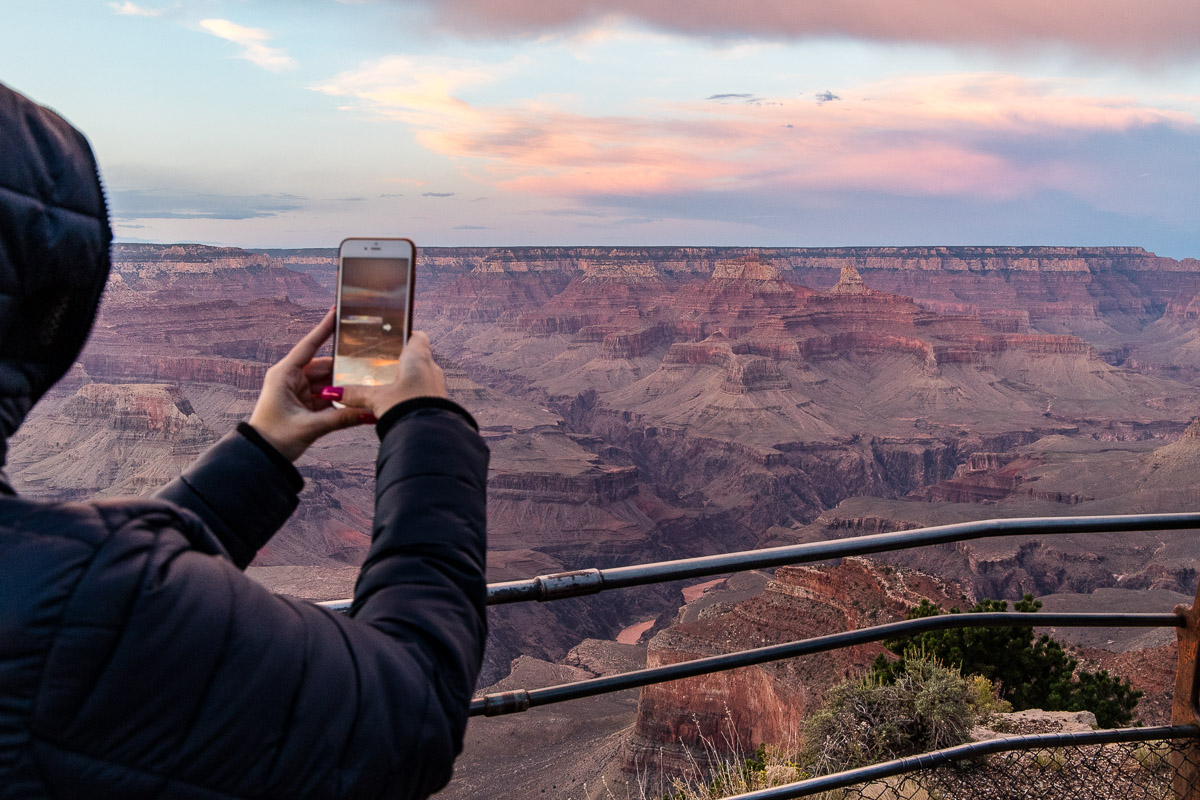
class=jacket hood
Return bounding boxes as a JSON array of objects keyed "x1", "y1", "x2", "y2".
[{"x1": 0, "y1": 83, "x2": 112, "y2": 474}]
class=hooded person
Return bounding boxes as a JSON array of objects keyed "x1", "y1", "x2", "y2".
[{"x1": 0, "y1": 83, "x2": 489, "y2": 799}]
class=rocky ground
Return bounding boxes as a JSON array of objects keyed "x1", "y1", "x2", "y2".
[{"x1": 439, "y1": 640, "x2": 646, "y2": 800}]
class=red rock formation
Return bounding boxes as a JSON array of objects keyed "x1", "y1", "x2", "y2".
[
  {"x1": 264, "y1": 244, "x2": 1200, "y2": 335},
  {"x1": 721, "y1": 356, "x2": 791, "y2": 393},
  {"x1": 489, "y1": 466, "x2": 639, "y2": 504},
  {"x1": 421, "y1": 267, "x2": 571, "y2": 324},
  {"x1": 8, "y1": 383, "x2": 216, "y2": 499},
  {"x1": 515, "y1": 259, "x2": 672, "y2": 335},
  {"x1": 110, "y1": 243, "x2": 327, "y2": 307},
  {"x1": 921, "y1": 452, "x2": 1029, "y2": 504},
  {"x1": 17, "y1": 241, "x2": 1200, "y2": 695},
  {"x1": 63, "y1": 383, "x2": 210, "y2": 442},
  {"x1": 79, "y1": 354, "x2": 268, "y2": 390},
  {"x1": 663, "y1": 333, "x2": 736, "y2": 366},
  {"x1": 625, "y1": 558, "x2": 965, "y2": 775}
]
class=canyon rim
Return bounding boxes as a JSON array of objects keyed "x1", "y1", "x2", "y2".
[{"x1": 13, "y1": 242, "x2": 1200, "y2": 798}]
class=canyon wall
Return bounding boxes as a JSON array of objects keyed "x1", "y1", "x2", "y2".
[
  {"x1": 625, "y1": 559, "x2": 964, "y2": 775},
  {"x1": 11, "y1": 242, "x2": 1200, "y2": 697}
]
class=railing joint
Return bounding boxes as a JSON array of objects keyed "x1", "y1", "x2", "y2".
[
  {"x1": 480, "y1": 690, "x2": 531, "y2": 717},
  {"x1": 533, "y1": 568, "x2": 604, "y2": 601}
]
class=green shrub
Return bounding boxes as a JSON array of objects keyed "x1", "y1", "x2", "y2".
[
  {"x1": 965, "y1": 674, "x2": 1012, "y2": 723},
  {"x1": 871, "y1": 594, "x2": 1142, "y2": 728}
]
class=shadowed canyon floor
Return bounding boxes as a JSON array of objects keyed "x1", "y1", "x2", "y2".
[{"x1": 10, "y1": 243, "x2": 1200, "y2": 797}]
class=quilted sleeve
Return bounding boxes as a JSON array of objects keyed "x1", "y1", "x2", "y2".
[
  {"x1": 154, "y1": 424, "x2": 302, "y2": 569},
  {"x1": 30, "y1": 408, "x2": 488, "y2": 799}
]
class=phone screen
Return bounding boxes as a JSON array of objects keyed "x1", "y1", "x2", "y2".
[{"x1": 334, "y1": 255, "x2": 411, "y2": 386}]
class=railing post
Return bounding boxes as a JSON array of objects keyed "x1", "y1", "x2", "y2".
[{"x1": 1171, "y1": 584, "x2": 1200, "y2": 799}]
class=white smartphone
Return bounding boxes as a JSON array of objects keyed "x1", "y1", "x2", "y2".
[{"x1": 333, "y1": 237, "x2": 416, "y2": 387}]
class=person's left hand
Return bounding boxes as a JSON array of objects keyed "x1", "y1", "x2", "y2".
[{"x1": 248, "y1": 308, "x2": 370, "y2": 461}]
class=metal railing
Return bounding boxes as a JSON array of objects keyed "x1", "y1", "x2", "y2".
[
  {"x1": 317, "y1": 511, "x2": 1200, "y2": 799},
  {"x1": 471, "y1": 611, "x2": 1182, "y2": 717},
  {"x1": 727, "y1": 725, "x2": 1200, "y2": 799},
  {"x1": 317, "y1": 512, "x2": 1200, "y2": 612}
]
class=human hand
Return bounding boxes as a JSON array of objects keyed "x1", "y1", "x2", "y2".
[
  {"x1": 248, "y1": 308, "x2": 369, "y2": 462},
  {"x1": 323, "y1": 330, "x2": 447, "y2": 420}
]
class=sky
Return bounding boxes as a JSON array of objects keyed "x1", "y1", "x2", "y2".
[{"x1": 3, "y1": 1, "x2": 1199, "y2": 256}]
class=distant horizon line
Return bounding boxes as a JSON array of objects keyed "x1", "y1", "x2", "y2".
[{"x1": 110, "y1": 241, "x2": 1182, "y2": 257}]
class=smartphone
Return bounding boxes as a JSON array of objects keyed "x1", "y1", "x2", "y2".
[{"x1": 333, "y1": 237, "x2": 416, "y2": 387}]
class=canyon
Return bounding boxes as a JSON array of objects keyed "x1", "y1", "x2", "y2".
[{"x1": 9, "y1": 242, "x2": 1200, "y2": 798}]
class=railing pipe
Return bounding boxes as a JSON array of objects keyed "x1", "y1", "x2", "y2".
[
  {"x1": 721, "y1": 724, "x2": 1200, "y2": 800},
  {"x1": 317, "y1": 512, "x2": 1200, "y2": 613},
  {"x1": 470, "y1": 611, "x2": 1182, "y2": 717}
]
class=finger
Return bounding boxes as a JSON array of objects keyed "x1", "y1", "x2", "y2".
[
  {"x1": 399, "y1": 331, "x2": 433, "y2": 368},
  {"x1": 309, "y1": 404, "x2": 372, "y2": 434},
  {"x1": 337, "y1": 384, "x2": 376, "y2": 411},
  {"x1": 405, "y1": 330, "x2": 431, "y2": 356},
  {"x1": 304, "y1": 356, "x2": 333, "y2": 380},
  {"x1": 283, "y1": 308, "x2": 336, "y2": 369},
  {"x1": 304, "y1": 358, "x2": 335, "y2": 405}
]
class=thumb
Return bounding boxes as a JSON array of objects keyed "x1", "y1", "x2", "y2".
[
  {"x1": 310, "y1": 404, "x2": 372, "y2": 434},
  {"x1": 337, "y1": 384, "x2": 377, "y2": 412}
]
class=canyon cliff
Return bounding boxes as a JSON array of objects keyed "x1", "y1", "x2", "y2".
[
  {"x1": 625, "y1": 559, "x2": 964, "y2": 776},
  {"x1": 10, "y1": 242, "x2": 1200, "y2": 746}
]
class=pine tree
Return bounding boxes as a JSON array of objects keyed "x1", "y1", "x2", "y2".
[{"x1": 871, "y1": 594, "x2": 1142, "y2": 728}]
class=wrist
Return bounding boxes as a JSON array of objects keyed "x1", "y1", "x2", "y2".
[
  {"x1": 237, "y1": 422, "x2": 305, "y2": 491},
  {"x1": 245, "y1": 417, "x2": 304, "y2": 462},
  {"x1": 367, "y1": 390, "x2": 446, "y2": 420},
  {"x1": 375, "y1": 396, "x2": 478, "y2": 439}
]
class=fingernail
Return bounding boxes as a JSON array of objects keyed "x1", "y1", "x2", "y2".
[
  {"x1": 359, "y1": 412, "x2": 377, "y2": 424},
  {"x1": 320, "y1": 386, "x2": 343, "y2": 401}
]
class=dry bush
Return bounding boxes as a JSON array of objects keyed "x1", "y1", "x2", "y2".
[{"x1": 804, "y1": 655, "x2": 974, "y2": 776}]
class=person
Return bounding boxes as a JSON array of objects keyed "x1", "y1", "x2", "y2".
[{"x1": 0, "y1": 82, "x2": 489, "y2": 799}]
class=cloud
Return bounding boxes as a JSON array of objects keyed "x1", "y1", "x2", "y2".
[
  {"x1": 707, "y1": 93, "x2": 775, "y2": 106},
  {"x1": 379, "y1": 193, "x2": 405, "y2": 198},
  {"x1": 397, "y1": 0, "x2": 1200, "y2": 65},
  {"x1": 109, "y1": 189, "x2": 304, "y2": 220},
  {"x1": 199, "y1": 19, "x2": 296, "y2": 72},
  {"x1": 311, "y1": 54, "x2": 514, "y2": 130},
  {"x1": 422, "y1": 191, "x2": 456, "y2": 197},
  {"x1": 529, "y1": 208, "x2": 608, "y2": 217},
  {"x1": 581, "y1": 181, "x2": 1200, "y2": 257},
  {"x1": 317, "y1": 61, "x2": 1196, "y2": 214},
  {"x1": 815, "y1": 90, "x2": 840, "y2": 104},
  {"x1": 453, "y1": 224, "x2": 489, "y2": 229},
  {"x1": 109, "y1": 1, "x2": 162, "y2": 16}
]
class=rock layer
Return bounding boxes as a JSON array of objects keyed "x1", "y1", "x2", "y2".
[
  {"x1": 13, "y1": 241, "x2": 1200, "y2": 696},
  {"x1": 625, "y1": 558, "x2": 964, "y2": 775}
]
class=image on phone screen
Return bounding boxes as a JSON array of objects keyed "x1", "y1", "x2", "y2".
[{"x1": 335, "y1": 256, "x2": 410, "y2": 386}]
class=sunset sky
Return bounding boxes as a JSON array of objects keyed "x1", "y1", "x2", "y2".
[{"x1": 4, "y1": 1, "x2": 1199, "y2": 256}]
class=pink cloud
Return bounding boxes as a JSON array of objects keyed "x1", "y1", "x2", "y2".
[
  {"x1": 317, "y1": 63, "x2": 1196, "y2": 207},
  {"x1": 409, "y1": 0, "x2": 1200, "y2": 64}
]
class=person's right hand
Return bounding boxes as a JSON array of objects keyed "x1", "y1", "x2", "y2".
[
  {"x1": 248, "y1": 308, "x2": 369, "y2": 462},
  {"x1": 331, "y1": 331, "x2": 448, "y2": 420}
]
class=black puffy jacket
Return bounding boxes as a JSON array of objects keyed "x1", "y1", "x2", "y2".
[{"x1": 0, "y1": 83, "x2": 489, "y2": 799}]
